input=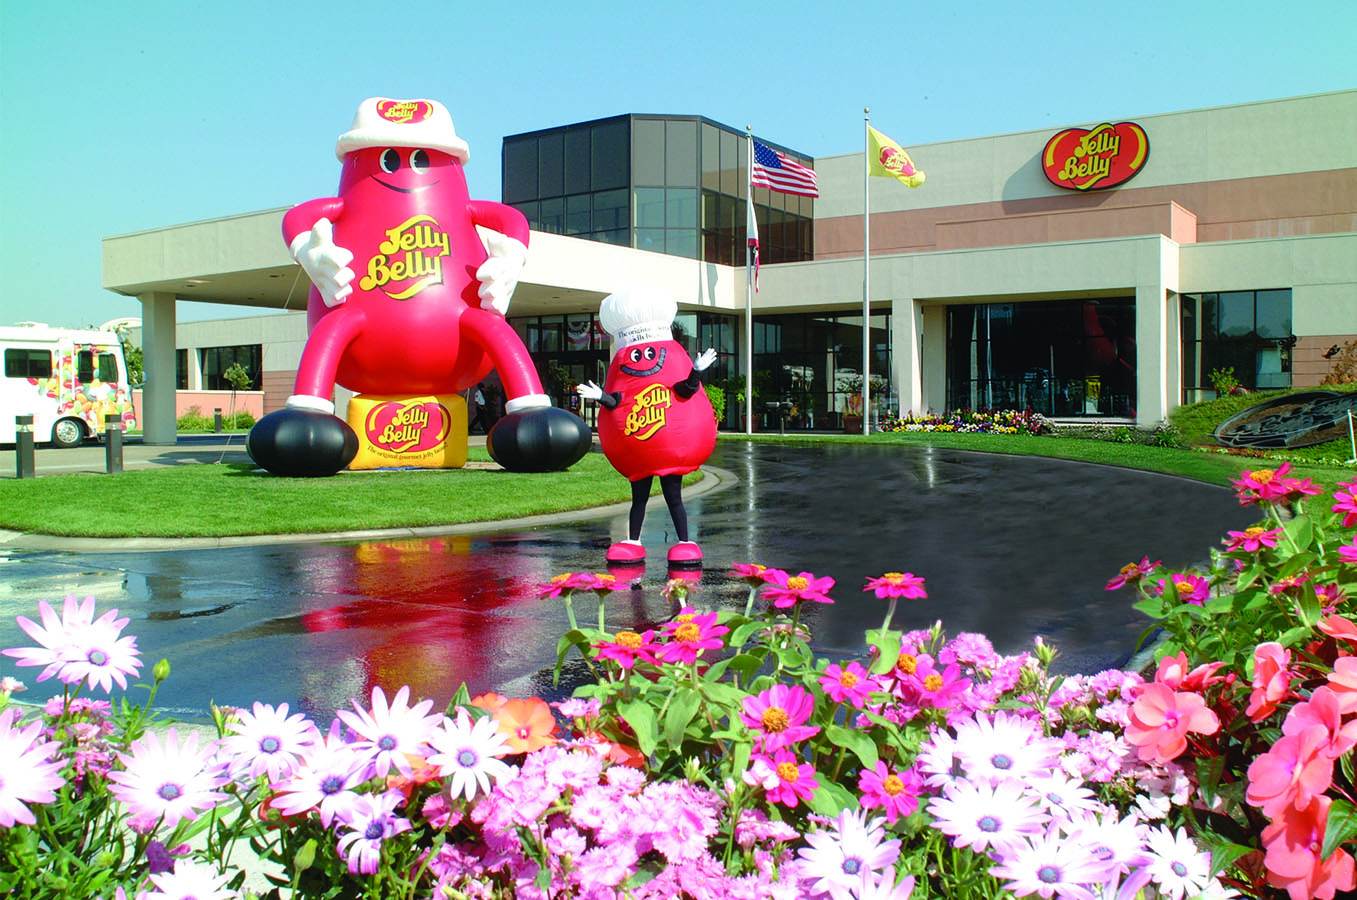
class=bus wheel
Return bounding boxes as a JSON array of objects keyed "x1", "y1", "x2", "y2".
[{"x1": 51, "y1": 418, "x2": 86, "y2": 448}]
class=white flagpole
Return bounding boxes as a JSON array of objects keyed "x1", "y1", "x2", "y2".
[
  {"x1": 862, "y1": 107, "x2": 871, "y2": 436},
  {"x1": 745, "y1": 126, "x2": 755, "y2": 436}
]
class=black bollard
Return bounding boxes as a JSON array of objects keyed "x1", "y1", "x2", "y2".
[
  {"x1": 104, "y1": 414, "x2": 124, "y2": 475},
  {"x1": 15, "y1": 415, "x2": 35, "y2": 479},
  {"x1": 214, "y1": 408, "x2": 223, "y2": 433}
]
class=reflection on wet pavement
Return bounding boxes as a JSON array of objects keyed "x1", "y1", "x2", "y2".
[{"x1": 0, "y1": 443, "x2": 1256, "y2": 721}]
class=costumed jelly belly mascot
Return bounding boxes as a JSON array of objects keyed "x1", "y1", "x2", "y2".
[
  {"x1": 247, "y1": 97, "x2": 591, "y2": 476},
  {"x1": 575, "y1": 290, "x2": 718, "y2": 565}
]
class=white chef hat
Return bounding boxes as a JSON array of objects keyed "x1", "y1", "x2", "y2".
[
  {"x1": 335, "y1": 97, "x2": 470, "y2": 163},
  {"x1": 599, "y1": 289, "x2": 678, "y2": 351}
]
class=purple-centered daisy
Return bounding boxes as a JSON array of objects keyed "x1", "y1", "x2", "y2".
[
  {"x1": 335, "y1": 791, "x2": 412, "y2": 875},
  {"x1": 269, "y1": 724, "x2": 365, "y2": 827},
  {"x1": 739, "y1": 684, "x2": 819, "y2": 751},
  {"x1": 221, "y1": 702, "x2": 318, "y2": 782},
  {"x1": 140, "y1": 860, "x2": 240, "y2": 899},
  {"x1": 0, "y1": 706, "x2": 65, "y2": 827},
  {"x1": 336, "y1": 685, "x2": 441, "y2": 779},
  {"x1": 4, "y1": 595, "x2": 142, "y2": 692},
  {"x1": 107, "y1": 728, "x2": 228, "y2": 831},
  {"x1": 796, "y1": 808, "x2": 901, "y2": 900},
  {"x1": 988, "y1": 830, "x2": 1110, "y2": 899},
  {"x1": 927, "y1": 778, "x2": 1047, "y2": 855},
  {"x1": 425, "y1": 708, "x2": 512, "y2": 801},
  {"x1": 952, "y1": 710, "x2": 1062, "y2": 786}
]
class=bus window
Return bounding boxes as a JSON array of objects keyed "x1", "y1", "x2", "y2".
[
  {"x1": 4, "y1": 348, "x2": 53, "y2": 378},
  {"x1": 99, "y1": 352, "x2": 118, "y2": 383},
  {"x1": 78, "y1": 350, "x2": 93, "y2": 383}
]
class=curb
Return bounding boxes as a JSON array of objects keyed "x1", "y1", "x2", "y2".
[{"x1": 0, "y1": 465, "x2": 735, "y2": 553}]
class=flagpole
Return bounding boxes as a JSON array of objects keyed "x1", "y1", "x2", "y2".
[
  {"x1": 862, "y1": 107, "x2": 871, "y2": 436},
  {"x1": 745, "y1": 125, "x2": 754, "y2": 437}
]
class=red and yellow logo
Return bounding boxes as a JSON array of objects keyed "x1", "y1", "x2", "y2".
[
  {"x1": 359, "y1": 214, "x2": 451, "y2": 300},
  {"x1": 364, "y1": 399, "x2": 452, "y2": 453},
  {"x1": 1042, "y1": 122, "x2": 1149, "y2": 191},
  {"x1": 375, "y1": 99, "x2": 432, "y2": 125},
  {"x1": 624, "y1": 384, "x2": 671, "y2": 441}
]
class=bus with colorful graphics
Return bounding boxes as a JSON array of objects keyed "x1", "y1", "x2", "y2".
[{"x1": 0, "y1": 324, "x2": 137, "y2": 447}]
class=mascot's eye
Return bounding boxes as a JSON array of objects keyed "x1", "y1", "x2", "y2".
[
  {"x1": 643, "y1": 347, "x2": 656, "y2": 361},
  {"x1": 380, "y1": 149, "x2": 401, "y2": 173},
  {"x1": 628, "y1": 348, "x2": 642, "y2": 363},
  {"x1": 409, "y1": 149, "x2": 429, "y2": 172}
]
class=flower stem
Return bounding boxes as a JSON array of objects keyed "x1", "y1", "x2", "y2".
[
  {"x1": 881, "y1": 597, "x2": 898, "y2": 634},
  {"x1": 597, "y1": 597, "x2": 607, "y2": 633},
  {"x1": 563, "y1": 592, "x2": 579, "y2": 632},
  {"x1": 743, "y1": 585, "x2": 757, "y2": 618}
]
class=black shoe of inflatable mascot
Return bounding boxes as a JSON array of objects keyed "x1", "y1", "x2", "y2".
[
  {"x1": 487, "y1": 406, "x2": 592, "y2": 473},
  {"x1": 247, "y1": 408, "x2": 359, "y2": 477}
]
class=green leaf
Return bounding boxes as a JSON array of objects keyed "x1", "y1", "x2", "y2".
[
  {"x1": 1322, "y1": 797, "x2": 1357, "y2": 860},
  {"x1": 866, "y1": 628, "x2": 902, "y2": 675},
  {"x1": 807, "y1": 779, "x2": 858, "y2": 817},
  {"x1": 729, "y1": 621, "x2": 766, "y2": 649},
  {"x1": 1203, "y1": 836, "x2": 1257, "y2": 876},
  {"x1": 664, "y1": 688, "x2": 702, "y2": 749},
  {"x1": 1284, "y1": 514, "x2": 1314, "y2": 553},
  {"x1": 1132, "y1": 596, "x2": 1165, "y2": 619},
  {"x1": 553, "y1": 629, "x2": 591, "y2": 686},
  {"x1": 825, "y1": 723, "x2": 879, "y2": 770},
  {"x1": 1279, "y1": 625, "x2": 1313, "y2": 648},
  {"x1": 731, "y1": 740, "x2": 752, "y2": 779},
  {"x1": 1298, "y1": 589, "x2": 1323, "y2": 629},
  {"x1": 620, "y1": 699, "x2": 658, "y2": 757},
  {"x1": 725, "y1": 652, "x2": 766, "y2": 681},
  {"x1": 1196, "y1": 756, "x2": 1225, "y2": 805},
  {"x1": 1235, "y1": 563, "x2": 1264, "y2": 592}
]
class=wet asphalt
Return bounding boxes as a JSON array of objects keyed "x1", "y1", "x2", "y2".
[{"x1": 0, "y1": 442, "x2": 1256, "y2": 722}]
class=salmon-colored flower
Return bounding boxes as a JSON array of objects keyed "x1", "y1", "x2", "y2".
[
  {"x1": 1246, "y1": 726, "x2": 1334, "y2": 818},
  {"x1": 1327, "y1": 656, "x2": 1357, "y2": 713},
  {"x1": 1282, "y1": 687, "x2": 1357, "y2": 758},
  {"x1": 1150, "y1": 651, "x2": 1225, "y2": 693},
  {"x1": 1319, "y1": 614, "x2": 1357, "y2": 647},
  {"x1": 471, "y1": 692, "x2": 509, "y2": 714},
  {"x1": 1124, "y1": 683, "x2": 1219, "y2": 764},
  {"x1": 491, "y1": 698, "x2": 558, "y2": 754},
  {"x1": 1247, "y1": 642, "x2": 1293, "y2": 722},
  {"x1": 1261, "y1": 796, "x2": 1357, "y2": 900}
]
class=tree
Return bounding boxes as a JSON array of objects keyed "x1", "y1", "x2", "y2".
[{"x1": 116, "y1": 328, "x2": 144, "y2": 387}]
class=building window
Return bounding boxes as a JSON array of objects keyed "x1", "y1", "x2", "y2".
[
  {"x1": 200, "y1": 345, "x2": 261, "y2": 391},
  {"x1": 176, "y1": 348, "x2": 188, "y2": 389},
  {"x1": 4, "y1": 348, "x2": 52, "y2": 379},
  {"x1": 752, "y1": 312, "x2": 893, "y2": 430},
  {"x1": 1181, "y1": 290, "x2": 1293, "y2": 403},
  {"x1": 946, "y1": 299, "x2": 1137, "y2": 418}
]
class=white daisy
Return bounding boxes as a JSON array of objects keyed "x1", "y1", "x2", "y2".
[
  {"x1": 927, "y1": 778, "x2": 1047, "y2": 856},
  {"x1": 336, "y1": 685, "x2": 441, "y2": 778},
  {"x1": 141, "y1": 860, "x2": 240, "y2": 899},
  {"x1": 0, "y1": 707, "x2": 65, "y2": 827},
  {"x1": 953, "y1": 710, "x2": 1061, "y2": 786},
  {"x1": 796, "y1": 809, "x2": 901, "y2": 900},
  {"x1": 221, "y1": 702, "x2": 319, "y2": 782},
  {"x1": 1144, "y1": 826, "x2": 1212, "y2": 900},
  {"x1": 425, "y1": 709, "x2": 512, "y2": 802},
  {"x1": 1030, "y1": 771, "x2": 1102, "y2": 821}
]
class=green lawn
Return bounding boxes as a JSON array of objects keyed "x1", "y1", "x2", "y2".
[
  {"x1": 722, "y1": 431, "x2": 1354, "y2": 493},
  {"x1": 0, "y1": 449, "x2": 701, "y2": 538},
  {"x1": 1168, "y1": 383, "x2": 1357, "y2": 465}
]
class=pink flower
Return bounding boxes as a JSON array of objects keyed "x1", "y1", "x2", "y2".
[
  {"x1": 1271, "y1": 572, "x2": 1312, "y2": 596},
  {"x1": 863, "y1": 572, "x2": 927, "y2": 601},
  {"x1": 858, "y1": 761, "x2": 921, "y2": 824},
  {"x1": 731, "y1": 563, "x2": 777, "y2": 586},
  {"x1": 1319, "y1": 613, "x2": 1357, "y2": 647},
  {"x1": 538, "y1": 572, "x2": 596, "y2": 599},
  {"x1": 762, "y1": 570, "x2": 835, "y2": 608},
  {"x1": 1246, "y1": 725, "x2": 1334, "y2": 818},
  {"x1": 904, "y1": 654, "x2": 969, "y2": 710},
  {"x1": 221, "y1": 702, "x2": 319, "y2": 782},
  {"x1": 740, "y1": 684, "x2": 819, "y2": 751},
  {"x1": 1327, "y1": 656, "x2": 1357, "y2": 713},
  {"x1": 1282, "y1": 687, "x2": 1357, "y2": 758},
  {"x1": 656, "y1": 608, "x2": 728, "y2": 665},
  {"x1": 0, "y1": 707, "x2": 65, "y2": 827},
  {"x1": 744, "y1": 749, "x2": 817, "y2": 808},
  {"x1": 1124, "y1": 683, "x2": 1219, "y2": 764},
  {"x1": 107, "y1": 728, "x2": 228, "y2": 830},
  {"x1": 1333, "y1": 480, "x2": 1357, "y2": 528},
  {"x1": 1262, "y1": 797, "x2": 1357, "y2": 900},
  {"x1": 820, "y1": 661, "x2": 877, "y2": 708},
  {"x1": 335, "y1": 791, "x2": 411, "y2": 875},
  {"x1": 1149, "y1": 651, "x2": 1225, "y2": 693},
  {"x1": 1224, "y1": 525, "x2": 1281, "y2": 553},
  {"x1": 1339, "y1": 536, "x2": 1357, "y2": 566},
  {"x1": 1246, "y1": 642, "x2": 1293, "y2": 721},
  {"x1": 336, "y1": 685, "x2": 441, "y2": 779},
  {"x1": 1316, "y1": 582, "x2": 1347, "y2": 613},
  {"x1": 1156, "y1": 573, "x2": 1210, "y2": 606},
  {"x1": 1105, "y1": 556, "x2": 1160, "y2": 591},
  {"x1": 593, "y1": 629, "x2": 660, "y2": 670},
  {"x1": 3, "y1": 595, "x2": 142, "y2": 692},
  {"x1": 1232, "y1": 462, "x2": 1320, "y2": 506}
]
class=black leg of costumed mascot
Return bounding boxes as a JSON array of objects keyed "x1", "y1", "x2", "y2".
[{"x1": 576, "y1": 289, "x2": 719, "y2": 567}]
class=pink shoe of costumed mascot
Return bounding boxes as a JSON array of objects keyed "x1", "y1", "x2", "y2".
[
  {"x1": 575, "y1": 290, "x2": 718, "y2": 565},
  {"x1": 247, "y1": 98, "x2": 591, "y2": 476}
]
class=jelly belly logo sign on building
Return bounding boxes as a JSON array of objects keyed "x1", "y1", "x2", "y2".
[
  {"x1": 346, "y1": 394, "x2": 468, "y2": 470},
  {"x1": 1042, "y1": 122, "x2": 1150, "y2": 191}
]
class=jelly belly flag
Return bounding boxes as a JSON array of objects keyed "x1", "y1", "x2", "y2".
[
  {"x1": 868, "y1": 126, "x2": 926, "y2": 188},
  {"x1": 575, "y1": 290, "x2": 718, "y2": 566},
  {"x1": 247, "y1": 97, "x2": 590, "y2": 476}
]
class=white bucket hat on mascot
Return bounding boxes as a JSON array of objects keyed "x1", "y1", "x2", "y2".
[
  {"x1": 335, "y1": 97, "x2": 470, "y2": 163},
  {"x1": 599, "y1": 290, "x2": 677, "y2": 353}
]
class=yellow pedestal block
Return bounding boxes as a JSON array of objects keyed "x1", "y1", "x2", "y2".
[{"x1": 346, "y1": 393, "x2": 468, "y2": 470}]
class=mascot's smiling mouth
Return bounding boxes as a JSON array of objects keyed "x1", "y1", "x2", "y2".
[
  {"x1": 620, "y1": 347, "x2": 667, "y2": 377},
  {"x1": 374, "y1": 178, "x2": 439, "y2": 194}
]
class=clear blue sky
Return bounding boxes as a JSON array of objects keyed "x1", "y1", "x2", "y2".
[{"x1": 1, "y1": 0, "x2": 1353, "y2": 327}]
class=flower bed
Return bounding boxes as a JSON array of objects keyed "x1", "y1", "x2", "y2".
[
  {"x1": 3, "y1": 462, "x2": 1357, "y2": 897},
  {"x1": 878, "y1": 409, "x2": 1050, "y2": 436}
]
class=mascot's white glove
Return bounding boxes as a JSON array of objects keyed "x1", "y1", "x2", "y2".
[
  {"x1": 576, "y1": 381, "x2": 604, "y2": 401},
  {"x1": 694, "y1": 348, "x2": 718, "y2": 372},
  {"x1": 289, "y1": 218, "x2": 355, "y2": 308},
  {"x1": 476, "y1": 231, "x2": 529, "y2": 316}
]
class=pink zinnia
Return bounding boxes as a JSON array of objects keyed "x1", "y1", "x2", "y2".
[
  {"x1": 1246, "y1": 642, "x2": 1293, "y2": 722},
  {"x1": 740, "y1": 684, "x2": 819, "y2": 751},
  {"x1": 820, "y1": 661, "x2": 877, "y2": 707},
  {"x1": 1233, "y1": 462, "x2": 1317, "y2": 505},
  {"x1": 1262, "y1": 797, "x2": 1357, "y2": 900},
  {"x1": 1224, "y1": 525, "x2": 1281, "y2": 553},
  {"x1": 593, "y1": 629, "x2": 659, "y2": 670},
  {"x1": 1339, "y1": 536, "x2": 1357, "y2": 566},
  {"x1": 744, "y1": 749, "x2": 817, "y2": 808},
  {"x1": 863, "y1": 572, "x2": 927, "y2": 600},
  {"x1": 1333, "y1": 480, "x2": 1357, "y2": 528},
  {"x1": 762, "y1": 570, "x2": 835, "y2": 609},
  {"x1": 1157, "y1": 573, "x2": 1210, "y2": 606},
  {"x1": 538, "y1": 572, "x2": 596, "y2": 599},
  {"x1": 731, "y1": 563, "x2": 777, "y2": 585},
  {"x1": 1105, "y1": 556, "x2": 1160, "y2": 591},
  {"x1": 1124, "y1": 682, "x2": 1219, "y2": 764},
  {"x1": 1246, "y1": 726, "x2": 1334, "y2": 818},
  {"x1": 858, "y1": 761, "x2": 922, "y2": 823},
  {"x1": 906, "y1": 654, "x2": 970, "y2": 710},
  {"x1": 656, "y1": 608, "x2": 728, "y2": 665},
  {"x1": 0, "y1": 707, "x2": 65, "y2": 827}
]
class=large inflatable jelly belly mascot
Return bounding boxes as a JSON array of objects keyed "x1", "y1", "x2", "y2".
[
  {"x1": 246, "y1": 97, "x2": 591, "y2": 477},
  {"x1": 575, "y1": 290, "x2": 718, "y2": 565}
]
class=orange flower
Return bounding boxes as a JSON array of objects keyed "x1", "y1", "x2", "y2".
[
  {"x1": 386, "y1": 752, "x2": 439, "y2": 801},
  {"x1": 471, "y1": 691, "x2": 509, "y2": 714},
  {"x1": 493, "y1": 697, "x2": 558, "y2": 753}
]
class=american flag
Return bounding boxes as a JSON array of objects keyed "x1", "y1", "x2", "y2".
[{"x1": 751, "y1": 140, "x2": 819, "y2": 197}]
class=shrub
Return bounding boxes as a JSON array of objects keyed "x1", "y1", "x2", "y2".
[
  {"x1": 1208, "y1": 367, "x2": 1241, "y2": 397},
  {"x1": 175, "y1": 406, "x2": 253, "y2": 432},
  {"x1": 705, "y1": 383, "x2": 726, "y2": 426}
]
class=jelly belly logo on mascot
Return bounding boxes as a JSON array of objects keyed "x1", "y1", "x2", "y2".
[
  {"x1": 1042, "y1": 122, "x2": 1150, "y2": 191},
  {"x1": 624, "y1": 384, "x2": 672, "y2": 440},
  {"x1": 364, "y1": 399, "x2": 452, "y2": 453},
  {"x1": 245, "y1": 96, "x2": 592, "y2": 478}
]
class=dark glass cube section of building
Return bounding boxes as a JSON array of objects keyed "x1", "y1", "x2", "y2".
[{"x1": 503, "y1": 115, "x2": 813, "y2": 265}]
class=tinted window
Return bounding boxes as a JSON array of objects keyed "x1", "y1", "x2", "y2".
[
  {"x1": 503, "y1": 138, "x2": 537, "y2": 202},
  {"x1": 77, "y1": 350, "x2": 94, "y2": 383},
  {"x1": 665, "y1": 120, "x2": 697, "y2": 186},
  {"x1": 565, "y1": 194, "x2": 591, "y2": 235},
  {"x1": 564, "y1": 128, "x2": 591, "y2": 194},
  {"x1": 4, "y1": 348, "x2": 52, "y2": 378},
  {"x1": 537, "y1": 133, "x2": 564, "y2": 198},
  {"x1": 632, "y1": 119, "x2": 665, "y2": 186},
  {"x1": 98, "y1": 353, "x2": 118, "y2": 383},
  {"x1": 591, "y1": 120, "x2": 628, "y2": 191}
]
